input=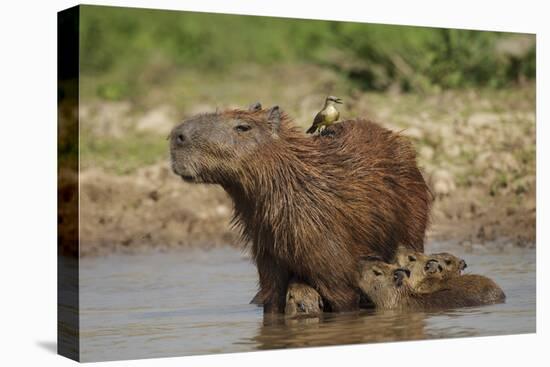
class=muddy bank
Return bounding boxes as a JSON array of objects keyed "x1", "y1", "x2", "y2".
[
  {"x1": 78, "y1": 164, "x2": 239, "y2": 257},
  {"x1": 77, "y1": 161, "x2": 535, "y2": 257}
]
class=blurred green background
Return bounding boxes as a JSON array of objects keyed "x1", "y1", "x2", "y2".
[{"x1": 80, "y1": 5, "x2": 534, "y2": 102}]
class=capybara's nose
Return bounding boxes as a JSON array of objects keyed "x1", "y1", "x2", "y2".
[
  {"x1": 171, "y1": 125, "x2": 189, "y2": 147},
  {"x1": 459, "y1": 259, "x2": 467, "y2": 270},
  {"x1": 175, "y1": 133, "x2": 186, "y2": 146},
  {"x1": 394, "y1": 268, "x2": 410, "y2": 287},
  {"x1": 425, "y1": 259, "x2": 441, "y2": 274}
]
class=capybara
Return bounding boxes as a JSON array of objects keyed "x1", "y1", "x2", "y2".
[
  {"x1": 359, "y1": 260, "x2": 505, "y2": 310},
  {"x1": 170, "y1": 104, "x2": 432, "y2": 313},
  {"x1": 395, "y1": 246, "x2": 466, "y2": 293},
  {"x1": 395, "y1": 246, "x2": 443, "y2": 291},
  {"x1": 431, "y1": 252, "x2": 467, "y2": 275},
  {"x1": 285, "y1": 280, "x2": 324, "y2": 317},
  {"x1": 395, "y1": 246, "x2": 462, "y2": 293}
]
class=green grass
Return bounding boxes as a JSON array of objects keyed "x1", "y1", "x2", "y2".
[
  {"x1": 78, "y1": 5, "x2": 535, "y2": 101},
  {"x1": 80, "y1": 132, "x2": 168, "y2": 174}
]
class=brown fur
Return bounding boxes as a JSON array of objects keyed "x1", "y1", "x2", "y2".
[
  {"x1": 395, "y1": 246, "x2": 463, "y2": 293},
  {"x1": 359, "y1": 260, "x2": 505, "y2": 310},
  {"x1": 170, "y1": 106, "x2": 432, "y2": 313},
  {"x1": 285, "y1": 280, "x2": 324, "y2": 317},
  {"x1": 395, "y1": 246, "x2": 442, "y2": 291},
  {"x1": 431, "y1": 252, "x2": 467, "y2": 276}
]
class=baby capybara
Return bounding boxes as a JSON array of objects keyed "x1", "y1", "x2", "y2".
[
  {"x1": 170, "y1": 104, "x2": 432, "y2": 313},
  {"x1": 395, "y1": 246, "x2": 466, "y2": 293},
  {"x1": 285, "y1": 280, "x2": 324, "y2": 317},
  {"x1": 431, "y1": 252, "x2": 467, "y2": 275},
  {"x1": 359, "y1": 260, "x2": 505, "y2": 310}
]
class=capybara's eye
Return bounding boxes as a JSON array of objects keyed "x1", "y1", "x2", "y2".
[
  {"x1": 445, "y1": 259, "x2": 452, "y2": 265},
  {"x1": 234, "y1": 124, "x2": 252, "y2": 132},
  {"x1": 373, "y1": 269, "x2": 383, "y2": 276},
  {"x1": 408, "y1": 255, "x2": 416, "y2": 262}
]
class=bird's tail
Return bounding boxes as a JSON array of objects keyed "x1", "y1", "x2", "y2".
[{"x1": 306, "y1": 125, "x2": 317, "y2": 134}]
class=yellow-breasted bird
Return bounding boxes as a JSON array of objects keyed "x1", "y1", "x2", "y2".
[{"x1": 306, "y1": 96, "x2": 343, "y2": 134}]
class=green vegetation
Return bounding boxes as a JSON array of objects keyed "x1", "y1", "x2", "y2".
[
  {"x1": 80, "y1": 5, "x2": 535, "y2": 100},
  {"x1": 81, "y1": 131, "x2": 168, "y2": 174}
]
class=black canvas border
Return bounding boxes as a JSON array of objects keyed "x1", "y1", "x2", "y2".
[{"x1": 57, "y1": 5, "x2": 80, "y2": 362}]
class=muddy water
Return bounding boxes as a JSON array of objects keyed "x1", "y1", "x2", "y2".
[{"x1": 79, "y1": 243, "x2": 535, "y2": 362}]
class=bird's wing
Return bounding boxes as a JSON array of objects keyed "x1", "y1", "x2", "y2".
[
  {"x1": 312, "y1": 111, "x2": 325, "y2": 126},
  {"x1": 306, "y1": 111, "x2": 327, "y2": 133}
]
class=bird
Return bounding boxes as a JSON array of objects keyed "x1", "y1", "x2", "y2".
[{"x1": 306, "y1": 96, "x2": 343, "y2": 134}]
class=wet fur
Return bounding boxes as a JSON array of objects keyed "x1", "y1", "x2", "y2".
[
  {"x1": 360, "y1": 261, "x2": 505, "y2": 310},
  {"x1": 285, "y1": 280, "x2": 324, "y2": 317},
  {"x1": 171, "y1": 108, "x2": 432, "y2": 312}
]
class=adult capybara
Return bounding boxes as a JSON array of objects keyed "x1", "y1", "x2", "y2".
[{"x1": 170, "y1": 104, "x2": 432, "y2": 313}]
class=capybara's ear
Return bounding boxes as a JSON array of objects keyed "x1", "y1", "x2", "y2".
[
  {"x1": 267, "y1": 106, "x2": 281, "y2": 135},
  {"x1": 248, "y1": 102, "x2": 262, "y2": 111}
]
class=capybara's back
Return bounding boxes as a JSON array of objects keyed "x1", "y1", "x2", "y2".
[
  {"x1": 315, "y1": 120, "x2": 432, "y2": 259},
  {"x1": 418, "y1": 274, "x2": 506, "y2": 308}
]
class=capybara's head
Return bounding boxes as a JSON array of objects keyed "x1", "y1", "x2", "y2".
[
  {"x1": 169, "y1": 103, "x2": 284, "y2": 184},
  {"x1": 395, "y1": 246, "x2": 443, "y2": 288},
  {"x1": 359, "y1": 260, "x2": 411, "y2": 308},
  {"x1": 284, "y1": 282, "x2": 324, "y2": 318},
  {"x1": 431, "y1": 252, "x2": 467, "y2": 276}
]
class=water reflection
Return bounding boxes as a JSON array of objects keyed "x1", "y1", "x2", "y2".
[{"x1": 253, "y1": 310, "x2": 428, "y2": 350}]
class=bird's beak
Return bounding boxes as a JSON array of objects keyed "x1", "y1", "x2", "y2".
[{"x1": 335, "y1": 98, "x2": 343, "y2": 104}]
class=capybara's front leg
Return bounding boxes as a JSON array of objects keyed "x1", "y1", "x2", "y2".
[
  {"x1": 318, "y1": 282, "x2": 360, "y2": 312},
  {"x1": 256, "y1": 257, "x2": 289, "y2": 314}
]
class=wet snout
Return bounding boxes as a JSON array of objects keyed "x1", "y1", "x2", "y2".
[
  {"x1": 459, "y1": 259, "x2": 467, "y2": 271},
  {"x1": 393, "y1": 268, "x2": 410, "y2": 287},
  {"x1": 425, "y1": 259, "x2": 442, "y2": 274},
  {"x1": 169, "y1": 121, "x2": 199, "y2": 181}
]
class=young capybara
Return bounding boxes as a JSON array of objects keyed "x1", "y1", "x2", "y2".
[
  {"x1": 170, "y1": 104, "x2": 432, "y2": 313},
  {"x1": 359, "y1": 260, "x2": 505, "y2": 310},
  {"x1": 395, "y1": 246, "x2": 466, "y2": 293},
  {"x1": 285, "y1": 280, "x2": 324, "y2": 317},
  {"x1": 431, "y1": 252, "x2": 467, "y2": 275}
]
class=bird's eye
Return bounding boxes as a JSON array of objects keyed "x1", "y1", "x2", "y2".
[{"x1": 234, "y1": 124, "x2": 252, "y2": 132}]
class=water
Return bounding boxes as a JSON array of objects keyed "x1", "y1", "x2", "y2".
[{"x1": 79, "y1": 243, "x2": 536, "y2": 362}]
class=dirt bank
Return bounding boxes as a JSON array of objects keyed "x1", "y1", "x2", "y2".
[
  {"x1": 78, "y1": 162, "x2": 535, "y2": 257},
  {"x1": 79, "y1": 164, "x2": 240, "y2": 256}
]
